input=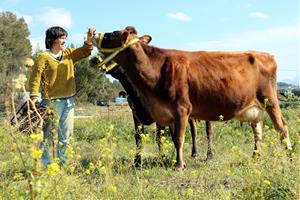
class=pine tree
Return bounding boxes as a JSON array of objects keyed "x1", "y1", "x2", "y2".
[{"x1": 0, "y1": 11, "x2": 32, "y2": 113}]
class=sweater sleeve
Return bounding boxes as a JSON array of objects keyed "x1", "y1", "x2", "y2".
[
  {"x1": 29, "y1": 54, "x2": 46, "y2": 97},
  {"x1": 66, "y1": 43, "x2": 93, "y2": 63}
]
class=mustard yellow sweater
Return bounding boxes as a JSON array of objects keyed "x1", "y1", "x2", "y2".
[{"x1": 29, "y1": 43, "x2": 93, "y2": 99}]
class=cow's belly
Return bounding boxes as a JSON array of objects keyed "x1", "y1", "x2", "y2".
[
  {"x1": 190, "y1": 99, "x2": 263, "y2": 122},
  {"x1": 235, "y1": 104, "x2": 264, "y2": 122},
  {"x1": 147, "y1": 98, "x2": 174, "y2": 126}
]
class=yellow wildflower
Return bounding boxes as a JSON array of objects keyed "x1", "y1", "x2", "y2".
[
  {"x1": 29, "y1": 147, "x2": 43, "y2": 159},
  {"x1": 12, "y1": 143, "x2": 18, "y2": 149},
  {"x1": 109, "y1": 124, "x2": 114, "y2": 131},
  {"x1": 13, "y1": 155, "x2": 19, "y2": 161},
  {"x1": 13, "y1": 172, "x2": 23, "y2": 180},
  {"x1": 110, "y1": 185, "x2": 117, "y2": 193},
  {"x1": 264, "y1": 125, "x2": 269, "y2": 129},
  {"x1": 263, "y1": 180, "x2": 271, "y2": 185},
  {"x1": 226, "y1": 169, "x2": 232, "y2": 175},
  {"x1": 69, "y1": 166, "x2": 75, "y2": 174},
  {"x1": 99, "y1": 166, "x2": 106, "y2": 174},
  {"x1": 47, "y1": 109, "x2": 54, "y2": 115},
  {"x1": 219, "y1": 115, "x2": 224, "y2": 121},
  {"x1": 186, "y1": 188, "x2": 193, "y2": 196},
  {"x1": 89, "y1": 162, "x2": 95, "y2": 171},
  {"x1": 48, "y1": 163, "x2": 60, "y2": 176},
  {"x1": 30, "y1": 133, "x2": 42, "y2": 143},
  {"x1": 264, "y1": 98, "x2": 269, "y2": 106},
  {"x1": 172, "y1": 159, "x2": 177, "y2": 165},
  {"x1": 66, "y1": 146, "x2": 75, "y2": 159},
  {"x1": 137, "y1": 124, "x2": 143, "y2": 131},
  {"x1": 85, "y1": 169, "x2": 91, "y2": 175},
  {"x1": 190, "y1": 170, "x2": 198, "y2": 177},
  {"x1": 255, "y1": 169, "x2": 261, "y2": 177}
]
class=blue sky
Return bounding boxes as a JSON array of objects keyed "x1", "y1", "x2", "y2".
[{"x1": 1, "y1": 0, "x2": 299, "y2": 84}]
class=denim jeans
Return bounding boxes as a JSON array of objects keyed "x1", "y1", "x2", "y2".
[{"x1": 39, "y1": 97, "x2": 74, "y2": 167}]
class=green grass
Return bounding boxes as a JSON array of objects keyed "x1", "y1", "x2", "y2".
[{"x1": 0, "y1": 105, "x2": 299, "y2": 199}]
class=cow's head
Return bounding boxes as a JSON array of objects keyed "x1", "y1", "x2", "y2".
[
  {"x1": 92, "y1": 26, "x2": 152, "y2": 53},
  {"x1": 90, "y1": 26, "x2": 151, "y2": 72}
]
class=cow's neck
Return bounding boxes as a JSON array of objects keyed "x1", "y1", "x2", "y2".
[{"x1": 125, "y1": 43, "x2": 161, "y2": 89}]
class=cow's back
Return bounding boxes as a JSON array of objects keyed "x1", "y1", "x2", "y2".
[{"x1": 165, "y1": 50, "x2": 274, "y2": 120}]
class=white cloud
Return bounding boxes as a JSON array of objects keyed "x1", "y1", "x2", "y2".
[
  {"x1": 8, "y1": 10, "x2": 33, "y2": 25},
  {"x1": 185, "y1": 24, "x2": 298, "y2": 50},
  {"x1": 37, "y1": 8, "x2": 72, "y2": 28},
  {"x1": 250, "y1": 12, "x2": 269, "y2": 19},
  {"x1": 167, "y1": 12, "x2": 192, "y2": 22},
  {"x1": 30, "y1": 37, "x2": 44, "y2": 51}
]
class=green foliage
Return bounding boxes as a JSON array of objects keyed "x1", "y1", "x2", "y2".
[
  {"x1": 1, "y1": 105, "x2": 299, "y2": 199},
  {"x1": 0, "y1": 11, "x2": 32, "y2": 111},
  {"x1": 74, "y1": 58, "x2": 118, "y2": 104},
  {"x1": 292, "y1": 88, "x2": 300, "y2": 97}
]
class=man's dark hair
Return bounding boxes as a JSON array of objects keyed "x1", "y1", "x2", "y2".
[{"x1": 45, "y1": 26, "x2": 68, "y2": 49}]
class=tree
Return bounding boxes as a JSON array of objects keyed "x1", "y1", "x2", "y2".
[
  {"x1": 0, "y1": 11, "x2": 32, "y2": 112},
  {"x1": 113, "y1": 79, "x2": 124, "y2": 91},
  {"x1": 292, "y1": 89, "x2": 300, "y2": 97},
  {"x1": 74, "y1": 58, "x2": 117, "y2": 104}
]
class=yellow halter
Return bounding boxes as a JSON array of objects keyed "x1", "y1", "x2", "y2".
[{"x1": 96, "y1": 32, "x2": 140, "y2": 72}]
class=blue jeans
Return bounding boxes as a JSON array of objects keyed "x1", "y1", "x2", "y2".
[{"x1": 39, "y1": 97, "x2": 74, "y2": 167}]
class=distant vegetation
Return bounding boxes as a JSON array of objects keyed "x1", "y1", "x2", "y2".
[{"x1": 277, "y1": 82, "x2": 299, "y2": 89}]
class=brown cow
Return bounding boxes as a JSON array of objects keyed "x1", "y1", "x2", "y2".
[
  {"x1": 92, "y1": 26, "x2": 292, "y2": 170},
  {"x1": 90, "y1": 54, "x2": 214, "y2": 164}
]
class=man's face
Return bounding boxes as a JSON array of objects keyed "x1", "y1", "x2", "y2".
[{"x1": 53, "y1": 35, "x2": 67, "y2": 50}]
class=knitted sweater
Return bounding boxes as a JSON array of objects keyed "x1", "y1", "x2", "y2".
[{"x1": 29, "y1": 43, "x2": 93, "y2": 99}]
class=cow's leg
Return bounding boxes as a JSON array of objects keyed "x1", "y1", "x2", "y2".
[
  {"x1": 188, "y1": 119, "x2": 198, "y2": 157},
  {"x1": 133, "y1": 116, "x2": 144, "y2": 167},
  {"x1": 265, "y1": 100, "x2": 292, "y2": 150},
  {"x1": 205, "y1": 121, "x2": 213, "y2": 160},
  {"x1": 156, "y1": 124, "x2": 165, "y2": 158},
  {"x1": 174, "y1": 110, "x2": 189, "y2": 170},
  {"x1": 260, "y1": 85, "x2": 292, "y2": 150},
  {"x1": 250, "y1": 121, "x2": 263, "y2": 156}
]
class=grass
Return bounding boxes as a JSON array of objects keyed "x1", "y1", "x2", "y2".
[{"x1": 0, "y1": 104, "x2": 299, "y2": 200}]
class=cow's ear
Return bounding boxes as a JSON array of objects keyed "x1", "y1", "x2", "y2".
[
  {"x1": 139, "y1": 35, "x2": 152, "y2": 44},
  {"x1": 121, "y1": 31, "x2": 129, "y2": 44},
  {"x1": 125, "y1": 26, "x2": 137, "y2": 34}
]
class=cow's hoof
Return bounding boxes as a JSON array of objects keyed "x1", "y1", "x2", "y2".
[
  {"x1": 206, "y1": 151, "x2": 213, "y2": 160},
  {"x1": 176, "y1": 163, "x2": 186, "y2": 171},
  {"x1": 191, "y1": 152, "x2": 198, "y2": 158},
  {"x1": 281, "y1": 138, "x2": 292, "y2": 150},
  {"x1": 134, "y1": 155, "x2": 142, "y2": 168},
  {"x1": 252, "y1": 150, "x2": 261, "y2": 158}
]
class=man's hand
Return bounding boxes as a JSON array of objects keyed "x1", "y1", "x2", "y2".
[
  {"x1": 86, "y1": 28, "x2": 96, "y2": 45},
  {"x1": 29, "y1": 96, "x2": 38, "y2": 110}
]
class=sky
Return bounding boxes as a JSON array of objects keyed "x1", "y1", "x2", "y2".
[{"x1": 0, "y1": 0, "x2": 299, "y2": 85}]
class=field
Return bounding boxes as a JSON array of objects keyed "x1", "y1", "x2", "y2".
[{"x1": 0, "y1": 104, "x2": 299, "y2": 200}]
